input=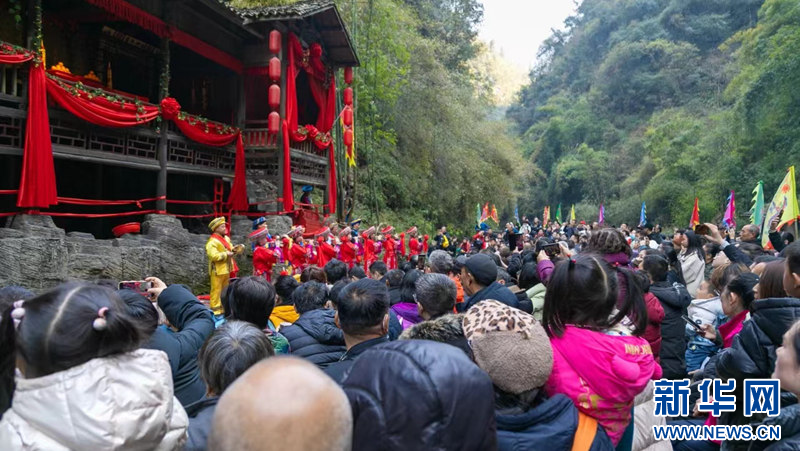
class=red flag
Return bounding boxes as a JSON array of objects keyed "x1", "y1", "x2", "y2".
[
  {"x1": 490, "y1": 205, "x2": 499, "y2": 223},
  {"x1": 481, "y1": 203, "x2": 490, "y2": 223},
  {"x1": 690, "y1": 197, "x2": 700, "y2": 228}
]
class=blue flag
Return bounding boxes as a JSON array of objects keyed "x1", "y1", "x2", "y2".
[
  {"x1": 639, "y1": 202, "x2": 647, "y2": 227},
  {"x1": 514, "y1": 205, "x2": 520, "y2": 224}
]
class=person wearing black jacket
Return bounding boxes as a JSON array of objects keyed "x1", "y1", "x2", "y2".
[
  {"x1": 280, "y1": 281, "x2": 346, "y2": 368},
  {"x1": 185, "y1": 320, "x2": 274, "y2": 451},
  {"x1": 324, "y1": 278, "x2": 390, "y2": 383},
  {"x1": 642, "y1": 255, "x2": 691, "y2": 379},
  {"x1": 342, "y1": 340, "x2": 497, "y2": 450},
  {"x1": 458, "y1": 253, "x2": 520, "y2": 311},
  {"x1": 120, "y1": 279, "x2": 215, "y2": 407}
]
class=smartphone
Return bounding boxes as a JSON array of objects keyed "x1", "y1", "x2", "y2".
[
  {"x1": 682, "y1": 314, "x2": 703, "y2": 332},
  {"x1": 118, "y1": 280, "x2": 152, "y2": 294},
  {"x1": 417, "y1": 255, "x2": 427, "y2": 271},
  {"x1": 543, "y1": 243, "x2": 560, "y2": 259},
  {"x1": 694, "y1": 224, "x2": 710, "y2": 236}
]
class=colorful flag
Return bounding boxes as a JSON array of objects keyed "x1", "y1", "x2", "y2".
[
  {"x1": 481, "y1": 203, "x2": 490, "y2": 223},
  {"x1": 598, "y1": 204, "x2": 605, "y2": 224},
  {"x1": 490, "y1": 205, "x2": 499, "y2": 224},
  {"x1": 690, "y1": 197, "x2": 700, "y2": 228},
  {"x1": 570, "y1": 204, "x2": 576, "y2": 222},
  {"x1": 514, "y1": 205, "x2": 520, "y2": 224},
  {"x1": 722, "y1": 191, "x2": 736, "y2": 229},
  {"x1": 762, "y1": 166, "x2": 800, "y2": 249},
  {"x1": 750, "y1": 181, "x2": 765, "y2": 226},
  {"x1": 341, "y1": 114, "x2": 356, "y2": 167},
  {"x1": 639, "y1": 201, "x2": 647, "y2": 227},
  {"x1": 543, "y1": 206, "x2": 550, "y2": 224},
  {"x1": 555, "y1": 204, "x2": 562, "y2": 223},
  {"x1": 476, "y1": 203, "x2": 482, "y2": 226}
]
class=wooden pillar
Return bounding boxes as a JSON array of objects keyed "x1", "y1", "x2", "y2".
[{"x1": 156, "y1": 38, "x2": 170, "y2": 213}]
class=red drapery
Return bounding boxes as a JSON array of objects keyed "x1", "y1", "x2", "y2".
[
  {"x1": 281, "y1": 119, "x2": 294, "y2": 212},
  {"x1": 284, "y1": 34, "x2": 338, "y2": 213},
  {"x1": 160, "y1": 98, "x2": 248, "y2": 211},
  {"x1": 0, "y1": 43, "x2": 57, "y2": 208},
  {"x1": 0, "y1": 43, "x2": 35, "y2": 64},
  {"x1": 286, "y1": 33, "x2": 337, "y2": 145},
  {"x1": 18, "y1": 64, "x2": 57, "y2": 208},
  {"x1": 85, "y1": 0, "x2": 243, "y2": 73},
  {"x1": 46, "y1": 75, "x2": 161, "y2": 127}
]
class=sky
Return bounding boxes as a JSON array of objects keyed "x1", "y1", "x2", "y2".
[{"x1": 478, "y1": 0, "x2": 579, "y2": 71}]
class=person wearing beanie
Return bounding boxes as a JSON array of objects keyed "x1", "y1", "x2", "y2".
[
  {"x1": 462, "y1": 300, "x2": 614, "y2": 451},
  {"x1": 458, "y1": 253, "x2": 519, "y2": 312}
]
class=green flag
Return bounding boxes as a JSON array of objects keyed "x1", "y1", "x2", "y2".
[
  {"x1": 555, "y1": 204, "x2": 562, "y2": 223},
  {"x1": 476, "y1": 203, "x2": 481, "y2": 225},
  {"x1": 750, "y1": 181, "x2": 765, "y2": 226}
]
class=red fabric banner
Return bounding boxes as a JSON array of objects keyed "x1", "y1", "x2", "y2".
[
  {"x1": 0, "y1": 43, "x2": 35, "y2": 64},
  {"x1": 46, "y1": 76, "x2": 160, "y2": 127},
  {"x1": 160, "y1": 98, "x2": 248, "y2": 211},
  {"x1": 286, "y1": 33, "x2": 336, "y2": 147},
  {"x1": 282, "y1": 119, "x2": 294, "y2": 212},
  {"x1": 17, "y1": 64, "x2": 57, "y2": 209}
]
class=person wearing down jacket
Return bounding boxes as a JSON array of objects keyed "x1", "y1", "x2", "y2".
[{"x1": 0, "y1": 283, "x2": 187, "y2": 450}]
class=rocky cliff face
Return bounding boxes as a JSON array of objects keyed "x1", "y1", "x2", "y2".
[{"x1": 0, "y1": 213, "x2": 292, "y2": 294}]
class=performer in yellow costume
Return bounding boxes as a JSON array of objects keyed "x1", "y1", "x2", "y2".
[{"x1": 206, "y1": 217, "x2": 242, "y2": 315}]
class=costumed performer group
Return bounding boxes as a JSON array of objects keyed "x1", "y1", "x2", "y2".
[{"x1": 244, "y1": 217, "x2": 432, "y2": 280}]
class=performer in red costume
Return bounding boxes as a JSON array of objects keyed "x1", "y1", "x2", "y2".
[
  {"x1": 407, "y1": 226, "x2": 422, "y2": 257},
  {"x1": 287, "y1": 226, "x2": 309, "y2": 273},
  {"x1": 381, "y1": 225, "x2": 398, "y2": 270},
  {"x1": 362, "y1": 226, "x2": 377, "y2": 272},
  {"x1": 315, "y1": 227, "x2": 336, "y2": 268},
  {"x1": 250, "y1": 228, "x2": 277, "y2": 281},
  {"x1": 422, "y1": 234, "x2": 430, "y2": 255},
  {"x1": 338, "y1": 227, "x2": 357, "y2": 268}
]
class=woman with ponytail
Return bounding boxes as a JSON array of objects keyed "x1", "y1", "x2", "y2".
[
  {"x1": 0, "y1": 283, "x2": 187, "y2": 450},
  {"x1": 542, "y1": 254, "x2": 661, "y2": 447}
]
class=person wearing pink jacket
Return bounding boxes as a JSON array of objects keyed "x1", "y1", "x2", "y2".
[{"x1": 542, "y1": 253, "x2": 663, "y2": 446}]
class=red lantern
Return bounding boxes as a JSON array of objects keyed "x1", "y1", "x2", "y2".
[
  {"x1": 343, "y1": 87, "x2": 353, "y2": 106},
  {"x1": 344, "y1": 67, "x2": 353, "y2": 85},
  {"x1": 268, "y1": 111, "x2": 280, "y2": 134},
  {"x1": 268, "y1": 57, "x2": 281, "y2": 82},
  {"x1": 343, "y1": 106, "x2": 353, "y2": 127},
  {"x1": 269, "y1": 30, "x2": 282, "y2": 54},
  {"x1": 268, "y1": 84, "x2": 281, "y2": 109},
  {"x1": 343, "y1": 128, "x2": 353, "y2": 146}
]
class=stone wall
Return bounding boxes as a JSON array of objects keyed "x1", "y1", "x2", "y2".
[{"x1": 0, "y1": 213, "x2": 292, "y2": 294}]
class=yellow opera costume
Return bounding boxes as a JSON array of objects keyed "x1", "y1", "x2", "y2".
[{"x1": 206, "y1": 217, "x2": 239, "y2": 315}]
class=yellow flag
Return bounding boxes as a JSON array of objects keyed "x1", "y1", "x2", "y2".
[{"x1": 762, "y1": 166, "x2": 800, "y2": 249}]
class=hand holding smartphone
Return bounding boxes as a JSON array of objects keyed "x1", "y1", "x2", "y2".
[
  {"x1": 682, "y1": 314, "x2": 704, "y2": 333},
  {"x1": 118, "y1": 280, "x2": 153, "y2": 294}
]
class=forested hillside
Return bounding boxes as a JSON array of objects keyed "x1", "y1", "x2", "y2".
[{"x1": 509, "y1": 0, "x2": 800, "y2": 227}]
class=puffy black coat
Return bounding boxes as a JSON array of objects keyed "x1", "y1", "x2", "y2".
[
  {"x1": 280, "y1": 308, "x2": 345, "y2": 368},
  {"x1": 716, "y1": 298, "x2": 800, "y2": 451},
  {"x1": 748, "y1": 402, "x2": 800, "y2": 451},
  {"x1": 342, "y1": 340, "x2": 497, "y2": 451},
  {"x1": 649, "y1": 281, "x2": 691, "y2": 379},
  {"x1": 496, "y1": 393, "x2": 614, "y2": 451},
  {"x1": 143, "y1": 284, "x2": 214, "y2": 407},
  {"x1": 718, "y1": 298, "x2": 800, "y2": 380}
]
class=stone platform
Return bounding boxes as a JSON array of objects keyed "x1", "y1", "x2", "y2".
[{"x1": 0, "y1": 213, "x2": 292, "y2": 294}]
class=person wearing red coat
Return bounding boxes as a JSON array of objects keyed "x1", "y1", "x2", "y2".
[
  {"x1": 381, "y1": 225, "x2": 398, "y2": 270},
  {"x1": 315, "y1": 227, "x2": 336, "y2": 268},
  {"x1": 338, "y1": 227, "x2": 357, "y2": 268},
  {"x1": 407, "y1": 226, "x2": 422, "y2": 257},
  {"x1": 287, "y1": 226, "x2": 309, "y2": 273},
  {"x1": 362, "y1": 226, "x2": 377, "y2": 272},
  {"x1": 250, "y1": 229, "x2": 278, "y2": 281}
]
